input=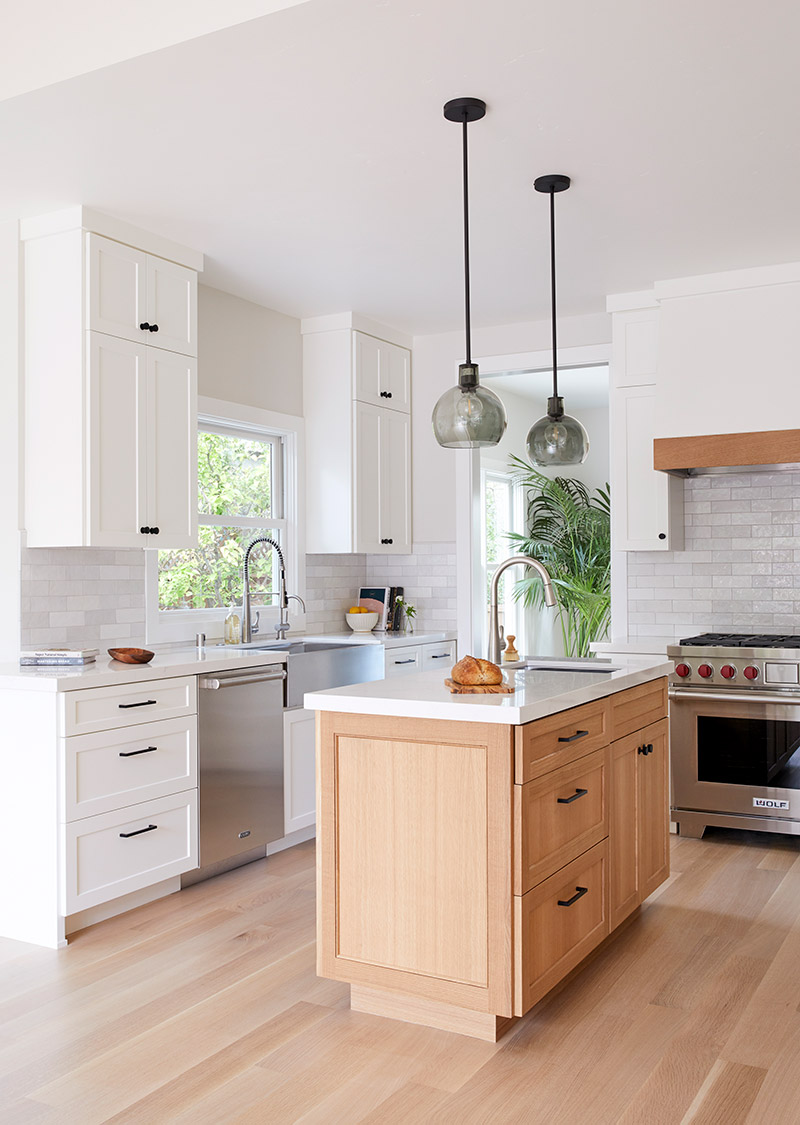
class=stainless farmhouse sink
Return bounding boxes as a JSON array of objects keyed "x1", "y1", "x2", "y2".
[{"x1": 251, "y1": 638, "x2": 384, "y2": 708}]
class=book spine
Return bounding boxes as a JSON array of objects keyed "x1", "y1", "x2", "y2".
[
  {"x1": 19, "y1": 658, "x2": 96, "y2": 666},
  {"x1": 21, "y1": 650, "x2": 99, "y2": 659}
]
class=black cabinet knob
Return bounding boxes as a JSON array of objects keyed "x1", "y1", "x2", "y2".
[
  {"x1": 149, "y1": 324, "x2": 159, "y2": 332},
  {"x1": 658, "y1": 533, "x2": 666, "y2": 540},
  {"x1": 139, "y1": 322, "x2": 150, "y2": 331},
  {"x1": 140, "y1": 526, "x2": 151, "y2": 535},
  {"x1": 380, "y1": 538, "x2": 394, "y2": 545},
  {"x1": 151, "y1": 527, "x2": 159, "y2": 535},
  {"x1": 379, "y1": 390, "x2": 393, "y2": 399}
]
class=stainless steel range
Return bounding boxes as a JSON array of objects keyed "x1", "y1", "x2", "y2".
[{"x1": 668, "y1": 633, "x2": 800, "y2": 838}]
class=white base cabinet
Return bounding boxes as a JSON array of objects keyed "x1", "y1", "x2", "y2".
[
  {"x1": 283, "y1": 709, "x2": 317, "y2": 834},
  {"x1": 384, "y1": 638, "x2": 457, "y2": 677}
]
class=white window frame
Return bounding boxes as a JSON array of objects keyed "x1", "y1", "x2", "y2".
[
  {"x1": 145, "y1": 396, "x2": 306, "y2": 644},
  {"x1": 481, "y1": 462, "x2": 527, "y2": 652}
]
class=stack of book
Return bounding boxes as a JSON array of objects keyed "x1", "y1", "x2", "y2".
[{"x1": 19, "y1": 648, "x2": 99, "y2": 667}]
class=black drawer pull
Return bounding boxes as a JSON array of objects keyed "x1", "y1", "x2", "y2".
[
  {"x1": 430, "y1": 653, "x2": 450, "y2": 659},
  {"x1": 119, "y1": 746, "x2": 157, "y2": 757},
  {"x1": 119, "y1": 824, "x2": 157, "y2": 839},
  {"x1": 557, "y1": 787, "x2": 588, "y2": 805},
  {"x1": 118, "y1": 699, "x2": 158, "y2": 709},
  {"x1": 558, "y1": 729, "x2": 589, "y2": 743},
  {"x1": 394, "y1": 658, "x2": 416, "y2": 665},
  {"x1": 558, "y1": 886, "x2": 588, "y2": 908}
]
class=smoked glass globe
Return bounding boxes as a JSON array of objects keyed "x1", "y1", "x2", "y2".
[
  {"x1": 526, "y1": 411, "x2": 589, "y2": 466},
  {"x1": 432, "y1": 384, "x2": 507, "y2": 449}
]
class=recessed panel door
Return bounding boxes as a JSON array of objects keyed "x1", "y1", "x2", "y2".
[
  {"x1": 87, "y1": 234, "x2": 147, "y2": 344},
  {"x1": 146, "y1": 349, "x2": 197, "y2": 549},
  {"x1": 146, "y1": 256, "x2": 197, "y2": 357}
]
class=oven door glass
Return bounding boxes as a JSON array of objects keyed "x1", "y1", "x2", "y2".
[{"x1": 697, "y1": 715, "x2": 800, "y2": 787}]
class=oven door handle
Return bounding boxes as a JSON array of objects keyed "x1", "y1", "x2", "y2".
[{"x1": 670, "y1": 689, "x2": 800, "y2": 705}]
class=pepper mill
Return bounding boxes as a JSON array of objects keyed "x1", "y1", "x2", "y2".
[{"x1": 502, "y1": 634, "x2": 520, "y2": 662}]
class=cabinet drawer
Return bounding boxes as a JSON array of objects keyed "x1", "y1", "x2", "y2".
[
  {"x1": 610, "y1": 678, "x2": 667, "y2": 741},
  {"x1": 63, "y1": 790, "x2": 198, "y2": 914},
  {"x1": 385, "y1": 646, "x2": 422, "y2": 675},
  {"x1": 62, "y1": 676, "x2": 197, "y2": 736},
  {"x1": 514, "y1": 840, "x2": 608, "y2": 1016},
  {"x1": 514, "y1": 747, "x2": 609, "y2": 895},
  {"x1": 515, "y1": 698, "x2": 610, "y2": 783},
  {"x1": 422, "y1": 642, "x2": 456, "y2": 669},
  {"x1": 62, "y1": 716, "x2": 198, "y2": 822}
]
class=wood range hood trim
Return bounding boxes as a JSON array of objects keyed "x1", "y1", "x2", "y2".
[{"x1": 653, "y1": 429, "x2": 800, "y2": 477}]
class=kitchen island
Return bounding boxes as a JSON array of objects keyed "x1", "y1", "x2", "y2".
[{"x1": 306, "y1": 656, "x2": 673, "y2": 1041}]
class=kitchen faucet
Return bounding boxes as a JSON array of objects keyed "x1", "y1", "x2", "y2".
[
  {"x1": 488, "y1": 555, "x2": 557, "y2": 664},
  {"x1": 242, "y1": 537, "x2": 306, "y2": 643}
]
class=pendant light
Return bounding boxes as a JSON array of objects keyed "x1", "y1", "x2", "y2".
[
  {"x1": 526, "y1": 175, "x2": 589, "y2": 466},
  {"x1": 432, "y1": 98, "x2": 507, "y2": 449}
]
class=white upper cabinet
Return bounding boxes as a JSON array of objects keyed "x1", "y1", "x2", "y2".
[
  {"x1": 23, "y1": 213, "x2": 200, "y2": 550},
  {"x1": 354, "y1": 402, "x2": 411, "y2": 554},
  {"x1": 87, "y1": 233, "x2": 197, "y2": 357},
  {"x1": 612, "y1": 386, "x2": 683, "y2": 552},
  {"x1": 353, "y1": 332, "x2": 411, "y2": 412},
  {"x1": 303, "y1": 318, "x2": 412, "y2": 555}
]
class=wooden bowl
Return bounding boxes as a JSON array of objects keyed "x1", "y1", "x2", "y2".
[{"x1": 108, "y1": 647, "x2": 155, "y2": 664}]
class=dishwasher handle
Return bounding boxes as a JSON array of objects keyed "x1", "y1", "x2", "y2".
[{"x1": 200, "y1": 669, "x2": 286, "y2": 690}]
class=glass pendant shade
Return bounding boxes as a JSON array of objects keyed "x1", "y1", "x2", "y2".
[
  {"x1": 432, "y1": 381, "x2": 508, "y2": 449},
  {"x1": 526, "y1": 402, "x2": 590, "y2": 466}
]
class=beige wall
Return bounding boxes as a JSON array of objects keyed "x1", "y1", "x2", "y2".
[
  {"x1": 198, "y1": 284, "x2": 302, "y2": 415},
  {"x1": 411, "y1": 313, "x2": 611, "y2": 543}
]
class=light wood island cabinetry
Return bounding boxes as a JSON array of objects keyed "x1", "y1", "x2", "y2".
[{"x1": 316, "y1": 674, "x2": 669, "y2": 1041}]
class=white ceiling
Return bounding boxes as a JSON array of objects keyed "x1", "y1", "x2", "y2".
[
  {"x1": 0, "y1": 1, "x2": 310, "y2": 102},
  {"x1": 3, "y1": 0, "x2": 800, "y2": 336},
  {"x1": 485, "y1": 366, "x2": 609, "y2": 411}
]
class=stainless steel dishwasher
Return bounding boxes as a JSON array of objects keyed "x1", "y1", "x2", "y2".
[{"x1": 197, "y1": 664, "x2": 286, "y2": 867}]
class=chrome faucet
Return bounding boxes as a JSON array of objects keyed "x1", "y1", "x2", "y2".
[
  {"x1": 488, "y1": 555, "x2": 557, "y2": 664},
  {"x1": 242, "y1": 537, "x2": 306, "y2": 643}
]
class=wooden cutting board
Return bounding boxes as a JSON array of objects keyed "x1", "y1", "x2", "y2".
[{"x1": 444, "y1": 678, "x2": 515, "y2": 695}]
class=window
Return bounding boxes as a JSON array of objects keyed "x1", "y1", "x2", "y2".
[
  {"x1": 482, "y1": 468, "x2": 525, "y2": 651},
  {"x1": 146, "y1": 399, "x2": 304, "y2": 643}
]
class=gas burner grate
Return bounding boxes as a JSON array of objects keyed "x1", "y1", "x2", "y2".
[{"x1": 678, "y1": 633, "x2": 800, "y2": 648}]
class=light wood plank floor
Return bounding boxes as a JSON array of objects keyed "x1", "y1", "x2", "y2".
[{"x1": 3, "y1": 829, "x2": 800, "y2": 1123}]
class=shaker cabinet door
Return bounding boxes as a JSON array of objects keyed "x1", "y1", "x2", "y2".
[
  {"x1": 146, "y1": 256, "x2": 198, "y2": 357},
  {"x1": 145, "y1": 350, "x2": 197, "y2": 549},
  {"x1": 87, "y1": 234, "x2": 147, "y2": 345},
  {"x1": 87, "y1": 332, "x2": 148, "y2": 548},
  {"x1": 353, "y1": 332, "x2": 410, "y2": 413}
]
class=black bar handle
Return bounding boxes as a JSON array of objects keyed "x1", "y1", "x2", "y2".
[
  {"x1": 558, "y1": 886, "x2": 588, "y2": 908},
  {"x1": 557, "y1": 787, "x2": 588, "y2": 805},
  {"x1": 119, "y1": 824, "x2": 157, "y2": 839},
  {"x1": 118, "y1": 699, "x2": 158, "y2": 709},
  {"x1": 119, "y1": 746, "x2": 157, "y2": 757},
  {"x1": 558, "y1": 729, "x2": 589, "y2": 743},
  {"x1": 394, "y1": 659, "x2": 416, "y2": 665}
]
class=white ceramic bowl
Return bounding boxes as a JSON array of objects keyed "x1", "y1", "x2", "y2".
[{"x1": 346, "y1": 611, "x2": 379, "y2": 632}]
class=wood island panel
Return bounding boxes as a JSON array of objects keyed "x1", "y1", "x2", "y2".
[
  {"x1": 610, "y1": 678, "x2": 668, "y2": 742},
  {"x1": 316, "y1": 711, "x2": 514, "y2": 1017}
]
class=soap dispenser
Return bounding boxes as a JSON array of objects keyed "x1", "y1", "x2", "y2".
[{"x1": 224, "y1": 605, "x2": 242, "y2": 645}]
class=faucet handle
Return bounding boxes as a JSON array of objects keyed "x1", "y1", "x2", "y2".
[
  {"x1": 499, "y1": 625, "x2": 506, "y2": 652},
  {"x1": 250, "y1": 610, "x2": 260, "y2": 635}
]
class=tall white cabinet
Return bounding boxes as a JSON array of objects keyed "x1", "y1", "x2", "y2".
[
  {"x1": 22, "y1": 210, "x2": 201, "y2": 550},
  {"x1": 608, "y1": 298, "x2": 683, "y2": 552},
  {"x1": 303, "y1": 315, "x2": 412, "y2": 555}
]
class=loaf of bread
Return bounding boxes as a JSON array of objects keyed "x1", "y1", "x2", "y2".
[{"x1": 451, "y1": 655, "x2": 503, "y2": 686}]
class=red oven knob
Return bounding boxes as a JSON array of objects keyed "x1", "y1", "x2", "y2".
[
  {"x1": 720, "y1": 665, "x2": 736, "y2": 679},
  {"x1": 744, "y1": 666, "x2": 759, "y2": 680},
  {"x1": 675, "y1": 663, "x2": 691, "y2": 677},
  {"x1": 698, "y1": 664, "x2": 713, "y2": 678}
]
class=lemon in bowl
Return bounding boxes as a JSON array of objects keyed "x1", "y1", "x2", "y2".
[{"x1": 346, "y1": 610, "x2": 379, "y2": 632}]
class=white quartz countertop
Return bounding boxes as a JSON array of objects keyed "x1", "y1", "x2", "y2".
[
  {"x1": 0, "y1": 630, "x2": 457, "y2": 693},
  {"x1": 591, "y1": 637, "x2": 677, "y2": 655},
  {"x1": 305, "y1": 655, "x2": 674, "y2": 725}
]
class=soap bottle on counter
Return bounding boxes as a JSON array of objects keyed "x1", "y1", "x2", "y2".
[{"x1": 224, "y1": 605, "x2": 241, "y2": 645}]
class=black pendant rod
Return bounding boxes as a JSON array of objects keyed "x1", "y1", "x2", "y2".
[
  {"x1": 549, "y1": 188, "x2": 558, "y2": 401},
  {"x1": 461, "y1": 116, "x2": 472, "y2": 366}
]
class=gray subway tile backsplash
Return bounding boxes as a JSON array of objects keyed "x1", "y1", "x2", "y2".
[{"x1": 626, "y1": 472, "x2": 800, "y2": 640}]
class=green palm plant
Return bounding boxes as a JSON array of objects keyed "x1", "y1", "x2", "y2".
[{"x1": 506, "y1": 455, "x2": 611, "y2": 658}]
